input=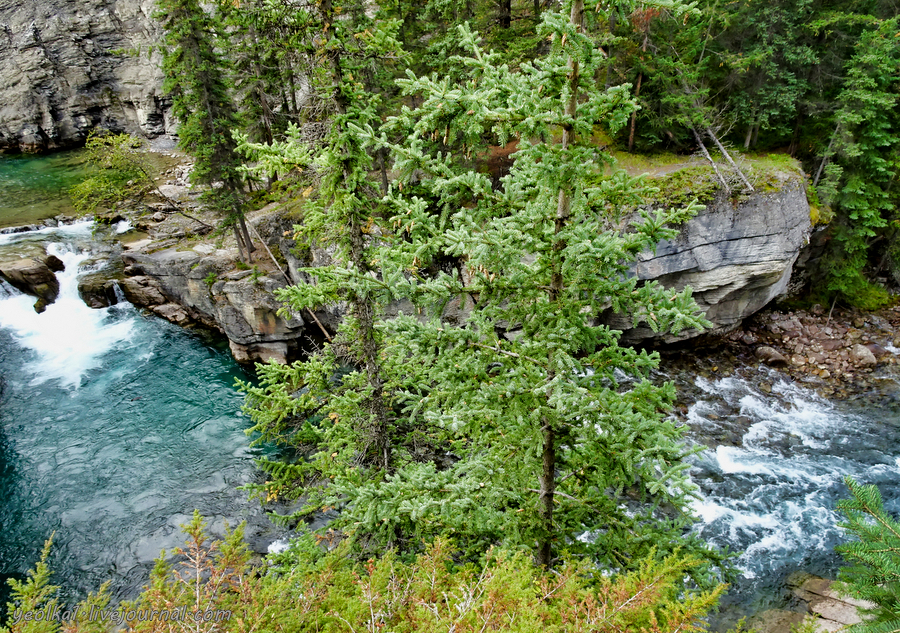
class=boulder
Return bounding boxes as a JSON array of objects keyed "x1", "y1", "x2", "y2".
[
  {"x1": 0, "y1": 256, "x2": 60, "y2": 309},
  {"x1": 608, "y1": 173, "x2": 811, "y2": 343},
  {"x1": 850, "y1": 344, "x2": 877, "y2": 366},
  {"x1": 755, "y1": 345, "x2": 788, "y2": 366}
]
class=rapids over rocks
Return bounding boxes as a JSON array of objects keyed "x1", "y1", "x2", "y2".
[{"x1": 0, "y1": 222, "x2": 283, "y2": 610}]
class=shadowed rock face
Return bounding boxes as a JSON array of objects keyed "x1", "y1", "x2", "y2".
[
  {"x1": 0, "y1": 0, "x2": 170, "y2": 152},
  {"x1": 606, "y1": 173, "x2": 811, "y2": 344},
  {"x1": 120, "y1": 247, "x2": 306, "y2": 365}
]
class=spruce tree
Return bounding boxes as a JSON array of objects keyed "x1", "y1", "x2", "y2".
[
  {"x1": 364, "y1": 0, "x2": 716, "y2": 572},
  {"x1": 156, "y1": 0, "x2": 255, "y2": 262},
  {"x1": 836, "y1": 477, "x2": 900, "y2": 632},
  {"x1": 235, "y1": 0, "x2": 413, "y2": 544}
]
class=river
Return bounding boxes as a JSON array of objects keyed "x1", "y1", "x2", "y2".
[{"x1": 0, "y1": 154, "x2": 282, "y2": 611}]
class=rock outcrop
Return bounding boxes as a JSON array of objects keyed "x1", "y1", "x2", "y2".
[
  {"x1": 749, "y1": 574, "x2": 874, "y2": 633},
  {"x1": 0, "y1": 0, "x2": 170, "y2": 152},
  {"x1": 121, "y1": 245, "x2": 306, "y2": 364},
  {"x1": 107, "y1": 165, "x2": 813, "y2": 362},
  {"x1": 0, "y1": 250, "x2": 64, "y2": 311},
  {"x1": 609, "y1": 172, "x2": 811, "y2": 343}
]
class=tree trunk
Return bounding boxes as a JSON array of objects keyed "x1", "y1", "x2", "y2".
[
  {"x1": 537, "y1": 0, "x2": 584, "y2": 569},
  {"x1": 233, "y1": 226, "x2": 248, "y2": 264},
  {"x1": 692, "y1": 126, "x2": 730, "y2": 194},
  {"x1": 537, "y1": 420, "x2": 556, "y2": 567},
  {"x1": 705, "y1": 126, "x2": 753, "y2": 191},
  {"x1": 813, "y1": 124, "x2": 840, "y2": 188},
  {"x1": 627, "y1": 35, "x2": 648, "y2": 152},
  {"x1": 627, "y1": 72, "x2": 642, "y2": 151},
  {"x1": 499, "y1": 0, "x2": 511, "y2": 29},
  {"x1": 322, "y1": 0, "x2": 390, "y2": 469},
  {"x1": 238, "y1": 215, "x2": 256, "y2": 262}
]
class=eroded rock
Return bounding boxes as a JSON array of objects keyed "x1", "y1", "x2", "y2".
[
  {"x1": 610, "y1": 173, "x2": 811, "y2": 343},
  {"x1": 0, "y1": 0, "x2": 171, "y2": 151}
]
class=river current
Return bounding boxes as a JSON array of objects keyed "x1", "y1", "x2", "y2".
[
  {"x1": 0, "y1": 221, "x2": 282, "y2": 611},
  {"x1": 1, "y1": 153, "x2": 898, "y2": 628}
]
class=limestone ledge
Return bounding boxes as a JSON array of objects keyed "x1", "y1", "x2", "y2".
[{"x1": 120, "y1": 245, "x2": 306, "y2": 365}]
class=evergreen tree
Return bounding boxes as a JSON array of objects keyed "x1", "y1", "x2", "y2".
[
  {"x1": 156, "y1": 0, "x2": 256, "y2": 262},
  {"x1": 364, "y1": 0, "x2": 716, "y2": 572},
  {"x1": 817, "y1": 16, "x2": 900, "y2": 308},
  {"x1": 235, "y1": 0, "x2": 414, "y2": 544},
  {"x1": 836, "y1": 477, "x2": 900, "y2": 632}
]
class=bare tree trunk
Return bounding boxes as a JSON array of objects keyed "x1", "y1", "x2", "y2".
[
  {"x1": 627, "y1": 36, "x2": 648, "y2": 152},
  {"x1": 499, "y1": 0, "x2": 511, "y2": 28},
  {"x1": 814, "y1": 124, "x2": 840, "y2": 188},
  {"x1": 233, "y1": 226, "x2": 248, "y2": 264},
  {"x1": 705, "y1": 126, "x2": 753, "y2": 191},
  {"x1": 239, "y1": 215, "x2": 256, "y2": 262},
  {"x1": 692, "y1": 126, "x2": 730, "y2": 194}
]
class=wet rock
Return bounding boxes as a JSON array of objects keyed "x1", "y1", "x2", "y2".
[
  {"x1": 120, "y1": 275, "x2": 168, "y2": 306},
  {"x1": 791, "y1": 354, "x2": 807, "y2": 366},
  {"x1": 756, "y1": 346, "x2": 788, "y2": 366},
  {"x1": 0, "y1": 256, "x2": 60, "y2": 308},
  {"x1": 850, "y1": 344, "x2": 877, "y2": 366},
  {"x1": 78, "y1": 275, "x2": 120, "y2": 308},
  {"x1": 820, "y1": 339, "x2": 843, "y2": 351},
  {"x1": 151, "y1": 303, "x2": 190, "y2": 325}
]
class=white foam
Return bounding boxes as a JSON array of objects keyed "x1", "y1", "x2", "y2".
[
  {"x1": 267, "y1": 539, "x2": 290, "y2": 555},
  {"x1": 0, "y1": 244, "x2": 135, "y2": 388},
  {"x1": 0, "y1": 219, "x2": 93, "y2": 246},
  {"x1": 114, "y1": 220, "x2": 133, "y2": 234}
]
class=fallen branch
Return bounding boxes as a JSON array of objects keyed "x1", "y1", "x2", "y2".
[
  {"x1": 246, "y1": 221, "x2": 333, "y2": 342},
  {"x1": 691, "y1": 126, "x2": 730, "y2": 194}
]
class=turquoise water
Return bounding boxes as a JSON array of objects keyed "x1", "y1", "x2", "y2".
[
  {"x1": 0, "y1": 227, "x2": 278, "y2": 610},
  {"x1": 0, "y1": 152, "x2": 91, "y2": 229}
]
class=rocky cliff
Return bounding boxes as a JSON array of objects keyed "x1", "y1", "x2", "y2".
[
  {"x1": 608, "y1": 171, "x2": 812, "y2": 344},
  {"x1": 0, "y1": 0, "x2": 170, "y2": 152},
  {"x1": 120, "y1": 245, "x2": 307, "y2": 364}
]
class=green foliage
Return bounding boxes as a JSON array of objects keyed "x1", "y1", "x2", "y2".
[
  {"x1": 650, "y1": 166, "x2": 721, "y2": 207},
  {"x1": 818, "y1": 17, "x2": 900, "y2": 309},
  {"x1": 365, "y1": 5, "x2": 719, "y2": 576},
  {"x1": 69, "y1": 133, "x2": 149, "y2": 216},
  {"x1": 203, "y1": 271, "x2": 218, "y2": 287},
  {"x1": 155, "y1": 0, "x2": 253, "y2": 254},
  {"x1": 835, "y1": 477, "x2": 900, "y2": 632},
  {"x1": 236, "y1": 0, "x2": 415, "y2": 539},
  {"x1": 1, "y1": 536, "x2": 111, "y2": 633},
  {"x1": 0, "y1": 524, "x2": 725, "y2": 633}
]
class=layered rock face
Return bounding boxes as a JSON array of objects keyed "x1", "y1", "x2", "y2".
[
  {"x1": 121, "y1": 246, "x2": 307, "y2": 364},
  {"x1": 0, "y1": 0, "x2": 170, "y2": 152},
  {"x1": 609, "y1": 173, "x2": 812, "y2": 343}
]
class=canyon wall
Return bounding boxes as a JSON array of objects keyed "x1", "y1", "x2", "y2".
[{"x1": 0, "y1": 0, "x2": 170, "y2": 152}]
